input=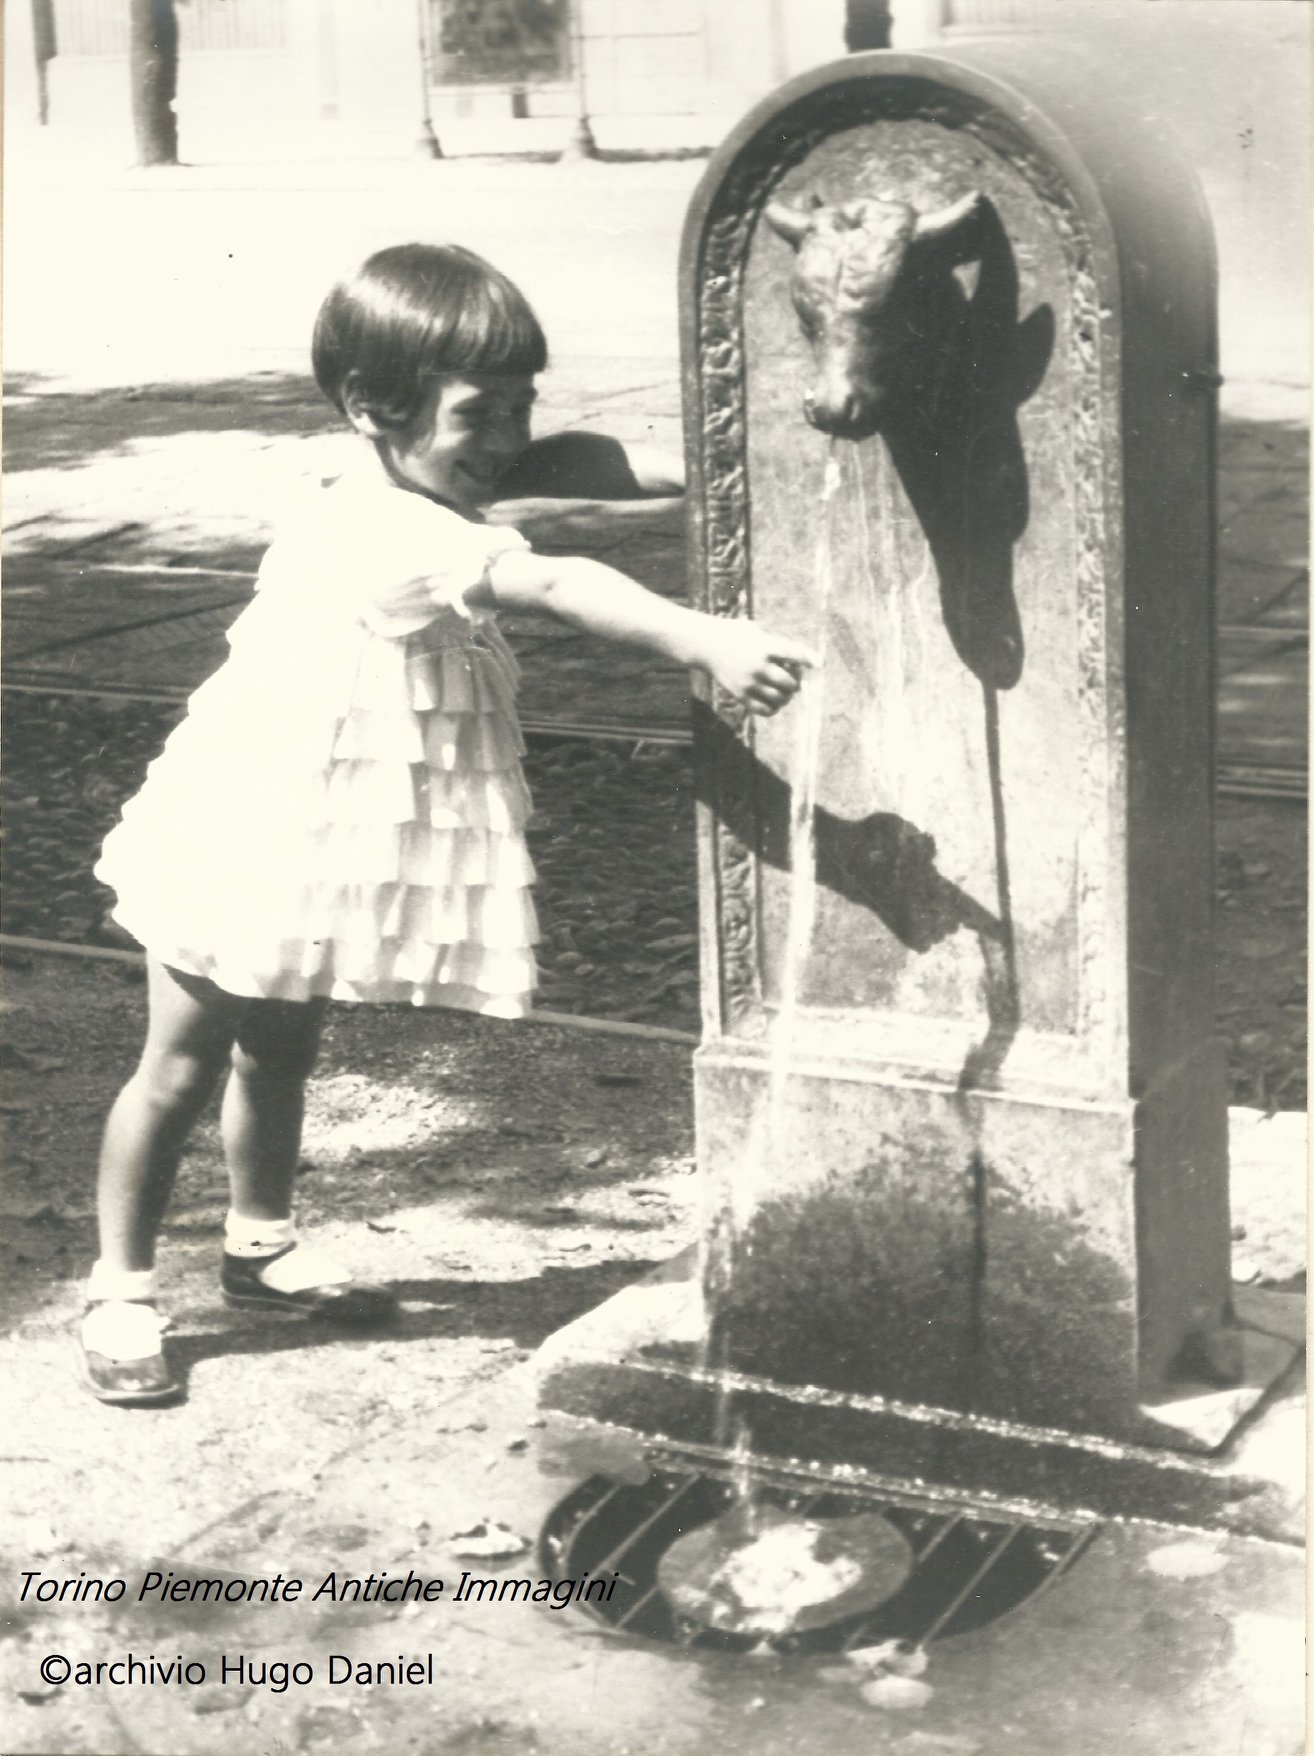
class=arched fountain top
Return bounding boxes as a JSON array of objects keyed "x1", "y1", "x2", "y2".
[{"x1": 680, "y1": 44, "x2": 1217, "y2": 402}]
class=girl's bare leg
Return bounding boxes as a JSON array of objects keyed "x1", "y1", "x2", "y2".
[
  {"x1": 96, "y1": 960, "x2": 241, "y2": 1273},
  {"x1": 84, "y1": 961, "x2": 239, "y2": 1402},
  {"x1": 220, "y1": 996, "x2": 326, "y2": 1223},
  {"x1": 219, "y1": 997, "x2": 394, "y2": 1324},
  {"x1": 88, "y1": 967, "x2": 392, "y2": 1394}
]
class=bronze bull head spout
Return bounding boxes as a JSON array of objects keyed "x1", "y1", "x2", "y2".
[{"x1": 764, "y1": 189, "x2": 983, "y2": 439}]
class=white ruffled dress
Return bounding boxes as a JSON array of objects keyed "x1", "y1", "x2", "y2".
[{"x1": 95, "y1": 463, "x2": 539, "y2": 1015}]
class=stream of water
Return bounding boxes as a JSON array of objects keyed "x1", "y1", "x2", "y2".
[{"x1": 710, "y1": 442, "x2": 844, "y2": 1520}]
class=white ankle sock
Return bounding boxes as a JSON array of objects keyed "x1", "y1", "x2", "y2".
[
  {"x1": 86, "y1": 1260, "x2": 157, "y2": 1304},
  {"x1": 224, "y1": 1213, "x2": 350, "y2": 1291},
  {"x1": 224, "y1": 1211, "x2": 295, "y2": 1259},
  {"x1": 249, "y1": 1242, "x2": 351, "y2": 1293},
  {"x1": 81, "y1": 1300, "x2": 168, "y2": 1362}
]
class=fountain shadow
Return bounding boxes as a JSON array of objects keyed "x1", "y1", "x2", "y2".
[
  {"x1": 693, "y1": 700, "x2": 1017, "y2": 1074},
  {"x1": 880, "y1": 197, "x2": 1054, "y2": 694}
]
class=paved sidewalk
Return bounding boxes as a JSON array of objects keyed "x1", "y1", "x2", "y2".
[
  {"x1": 3, "y1": 375, "x2": 1307, "y2": 775},
  {"x1": 2, "y1": 367, "x2": 691, "y2": 733}
]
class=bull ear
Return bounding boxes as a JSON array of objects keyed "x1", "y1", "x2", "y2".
[
  {"x1": 764, "y1": 199, "x2": 821, "y2": 247},
  {"x1": 911, "y1": 191, "x2": 983, "y2": 245}
]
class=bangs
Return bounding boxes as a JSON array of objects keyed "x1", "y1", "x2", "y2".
[
  {"x1": 431, "y1": 264, "x2": 548, "y2": 376},
  {"x1": 312, "y1": 243, "x2": 547, "y2": 426}
]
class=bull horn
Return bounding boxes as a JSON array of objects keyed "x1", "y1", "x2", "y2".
[
  {"x1": 764, "y1": 200, "x2": 819, "y2": 247},
  {"x1": 912, "y1": 191, "x2": 983, "y2": 242}
]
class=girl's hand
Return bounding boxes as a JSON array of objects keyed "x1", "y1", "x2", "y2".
[
  {"x1": 704, "y1": 621, "x2": 815, "y2": 716},
  {"x1": 478, "y1": 550, "x2": 813, "y2": 710}
]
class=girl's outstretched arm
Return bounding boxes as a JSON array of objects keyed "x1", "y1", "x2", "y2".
[{"x1": 473, "y1": 550, "x2": 812, "y2": 716}]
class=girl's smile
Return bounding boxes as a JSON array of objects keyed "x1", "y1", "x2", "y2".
[{"x1": 367, "y1": 372, "x2": 538, "y2": 514}]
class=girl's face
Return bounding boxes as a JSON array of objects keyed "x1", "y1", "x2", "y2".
[{"x1": 369, "y1": 371, "x2": 537, "y2": 514}]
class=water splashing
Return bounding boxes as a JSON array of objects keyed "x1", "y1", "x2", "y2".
[{"x1": 730, "y1": 1417, "x2": 757, "y2": 1527}]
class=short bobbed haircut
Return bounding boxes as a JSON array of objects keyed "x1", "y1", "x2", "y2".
[{"x1": 312, "y1": 243, "x2": 548, "y2": 429}]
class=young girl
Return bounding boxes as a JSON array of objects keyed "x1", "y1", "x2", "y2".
[{"x1": 82, "y1": 242, "x2": 811, "y2": 1404}]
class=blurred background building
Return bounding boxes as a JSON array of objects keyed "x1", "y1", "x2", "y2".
[{"x1": 5, "y1": 0, "x2": 1308, "y2": 382}]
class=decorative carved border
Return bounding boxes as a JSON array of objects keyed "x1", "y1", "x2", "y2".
[
  {"x1": 695, "y1": 116, "x2": 830, "y2": 1036},
  {"x1": 692, "y1": 76, "x2": 1117, "y2": 1075}
]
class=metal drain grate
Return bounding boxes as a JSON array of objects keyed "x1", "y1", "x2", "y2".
[{"x1": 540, "y1": 1461, "x2": 1099, "y2": 1655}]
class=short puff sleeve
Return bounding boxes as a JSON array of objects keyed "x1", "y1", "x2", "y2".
[{"x1": 341, "y1": 488, "x2": 530, "y2": 638}]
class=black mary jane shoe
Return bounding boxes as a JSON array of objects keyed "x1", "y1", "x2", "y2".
[
  {"x1": 78, "y1": 1304, "x2": 181, "y2": 1406},
  {"x1": 220, "y1": 1248, "x2": 397, "y2": 1327}
]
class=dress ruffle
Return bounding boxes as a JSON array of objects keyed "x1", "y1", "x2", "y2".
[{"x1": 95, "y1": 477, "x2": 539, "y2": 1015}]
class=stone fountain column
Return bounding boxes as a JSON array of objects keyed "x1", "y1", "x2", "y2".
[{"x1": 539, "y1": 43, "x2": 1299, "y2": 1513}]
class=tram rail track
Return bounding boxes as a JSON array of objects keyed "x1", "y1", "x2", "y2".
[
  {"x1": 1, "y1": 672, "x2": 1303, "y2": 797},
  {"x1": 2, "y1": 669, "x2": 1304, "y2": 1099}
]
